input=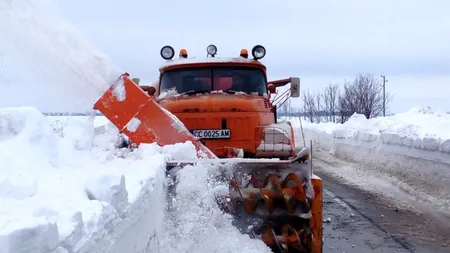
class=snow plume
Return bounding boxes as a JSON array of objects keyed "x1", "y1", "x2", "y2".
[
  {"x1": 160, "y1": 161, "x2": 272, "y2": 253},
  {"x1": 0, "y1": 0, "x2": 122, "y2": 112}
]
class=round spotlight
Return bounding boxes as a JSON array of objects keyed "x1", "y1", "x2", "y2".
[
  {"x1": 251, "y1": 45, "x2": 266, "y2": 60},
  {"x1": 160, "y1": 45, "x2": 175, "y2": 60},
  {"x1": 207, "y1": 44, "x2": 217, "y2": 56}
]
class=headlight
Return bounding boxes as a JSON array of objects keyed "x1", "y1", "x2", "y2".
[
  {"x1": 252, "y1": 45, "x2": 266, "y2": 60},
  {"x1": 206, "y1": 44, "x2": 217, "y2": 56},
  {"x1": 160, "y1": 45, "x2": 175, "y2": 60}
]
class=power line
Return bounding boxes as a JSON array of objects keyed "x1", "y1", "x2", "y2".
[{"x1": 381, "y1": 75, "x2": 388, "y2": 116}]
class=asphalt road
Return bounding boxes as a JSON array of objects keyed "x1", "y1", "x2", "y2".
[{"x1": 314, "y1": 151, "x2": 450, "y2": 253}]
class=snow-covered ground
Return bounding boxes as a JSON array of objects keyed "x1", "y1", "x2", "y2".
[
  {"x1": 4, "y1": 107, "x2": 448, "y2": 253},
  {"x1": 289, "y1": 107, "x2": 450, "y2": 215},
  {"x1": 0, "y1": 108, "x2": 271, "y2": 253},
  {"x1": 2, "y1": 110, "x2": 449, "y2": 253}
]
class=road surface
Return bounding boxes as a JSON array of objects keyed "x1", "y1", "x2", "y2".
[{"x1": 315, "y1": 150, "x2": 450, "y2": 253}]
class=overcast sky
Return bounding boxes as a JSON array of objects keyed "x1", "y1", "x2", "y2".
[{"x1": 1, "y1": 0, "x2": 449, "y2": 113}]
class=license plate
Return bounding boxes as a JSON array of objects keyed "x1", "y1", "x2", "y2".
[{"x1": 190, "y1": 129, "x2": 230, "y2": 139}]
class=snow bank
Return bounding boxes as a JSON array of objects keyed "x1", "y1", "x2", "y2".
[
  {"x1": 0, "y1": 107, "x2": 272, "y2": 253},
  {"x1": 295, "y1": 106, "x2": 450, "y2": 213},
  {"x1": 0, "y1": 107, "x2": 177, "y2": 253}
]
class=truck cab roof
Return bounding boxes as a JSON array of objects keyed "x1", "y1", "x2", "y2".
[{"x1": 159, "y1": 56, "x2": 266, "y2": 72}]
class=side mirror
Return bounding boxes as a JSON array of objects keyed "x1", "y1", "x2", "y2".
[
  {"x1": 147, "y1": 86, "x2": 156, "y2": 96},
  {"x1": 290, "y1": 77, "x2": 300, "y2": 98},
  {"x1": 139, "y1": 85, "x2": 156, "y2": 96},
  {"x1": 132, "y1": 78, "x2": 140, "y2": 85},
  {"x1": 268, "y1": 84, "x2": 276, "y2": 93}
]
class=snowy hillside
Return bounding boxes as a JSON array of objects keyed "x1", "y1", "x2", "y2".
[{"x1": 293, "y1": 106, "x2": 450, "y2": 214}]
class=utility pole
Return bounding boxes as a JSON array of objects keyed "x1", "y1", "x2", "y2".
[{"x1": 381, "y1": 75, "x2": 388, "y2": 116}]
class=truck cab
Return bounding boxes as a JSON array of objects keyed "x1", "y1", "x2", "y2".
[{"x1": 139, "y1": 45, "x2": 301, "y2": 159}]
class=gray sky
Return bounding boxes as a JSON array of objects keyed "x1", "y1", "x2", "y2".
[{"x1": 1, "y1": 0, "x2": 449, "y2": 113}]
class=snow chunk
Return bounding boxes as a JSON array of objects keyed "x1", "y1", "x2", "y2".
[
  {"x1": 406, "y1": 106, "x2": 438, "y2": 115},
  {"x1": 111, "y1": 77, "x2": 126, "y2": 101},
  {"x1": 0, "y1": 107, "x2": 59, "y2": 165},
  {"x1": 156, "y1": 87, "x2": 178, "y2": 101},
  {"x1": 84, "y1": 174, "x2": 128, "y2": 214},
  {"x1": 162, "y1": 141, "x2": 199, "y2": 162},
  {"x1": 0, "y1": 222, "x2": 60, "y2": 253},
  {"x1": 0, "y1": 172, "x2": 38, "y2": 200},
  {"x1": 125, "y1": 117, "x2": 141, "y2": 132}
]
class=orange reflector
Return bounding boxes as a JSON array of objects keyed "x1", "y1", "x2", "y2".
[
  {"x1": 240, "y1": 49, "x2": 248, "y2": 55},
  {"x1": 179, "y1": 49, "x2": 188, "y2": 57}
]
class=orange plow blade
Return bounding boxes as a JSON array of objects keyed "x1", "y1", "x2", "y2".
[{"x1": 93, "y1": 73, "x2": 216, "y2": 158}]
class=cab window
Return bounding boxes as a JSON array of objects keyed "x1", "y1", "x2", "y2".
[{"x1": 160, "y1": 67, "x2": 267, "y2": 96}]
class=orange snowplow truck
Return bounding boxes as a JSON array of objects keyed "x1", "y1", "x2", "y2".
[{"x1": 94, "y1": 44, "x2": 323, "y2": 253}]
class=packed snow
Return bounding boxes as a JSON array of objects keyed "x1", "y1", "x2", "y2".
[
  {"x1": 125, "y1": 117, "x2": 141, "y2": 133},
  {"x1": 0, "y1": 107, "x2": 166, "y2": 252},
  {"x1": 292, "y1": 106, "x2": 450, "y2": 214},
  {"x1": 111, "y1": 77, "x2": 126, "y2": 102},
  {"x1": 0, "y1": 108, "x2": 271, "y2": 253}
]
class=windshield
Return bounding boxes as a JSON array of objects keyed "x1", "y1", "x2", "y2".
[{"x1": 160, "y1": 66, "x2": 267, "y2": 96}]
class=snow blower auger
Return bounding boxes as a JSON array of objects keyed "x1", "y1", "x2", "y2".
[{"x1": 93, "y1": 45, "x2": 323, "y2": 253}]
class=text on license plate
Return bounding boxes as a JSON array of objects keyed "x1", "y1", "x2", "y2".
[{"x1": 190, "y1": 129, "x2": 231, "y2": 139}]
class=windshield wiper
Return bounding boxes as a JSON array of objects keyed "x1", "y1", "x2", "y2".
[
  {"x1": 224, "y1": 89, "x2": 249, "y2": 94},
  {"x1": 157, "y1": 89, "x2": 210, "y2": 102},
  {"x1": 178, "y1": 89, "x2": 210, "y2": 96}
]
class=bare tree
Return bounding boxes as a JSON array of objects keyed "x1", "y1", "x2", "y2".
[
  {"x1": 322, "y1": 88, "x2": 331, "y2": 122},
  {"x1": 338, "y1": 73, "x2": 393, "y2": 120},
  {"x1": 314, "y1": 92, "x2": 322, "y2": 123},
  {"x1": 302, "y1": 89, "x2": 316, "y2": 123},
  {"x1": 338, "y1": 81, "x2": 353, "y2": 123},
  {"x1": 298, "y1": 73, "x2": 393, "y2": 124},
  {"x1": 321, "y1": 83, "x2": 339, "y2": 123}
]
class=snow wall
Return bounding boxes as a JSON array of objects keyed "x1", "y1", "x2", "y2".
[
  {"x1": 292, "y1": 107, "x2": 450, "y2": 213},
  {"x1": 0, "y1": 108, "x2": 176, "y2": 253}
]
